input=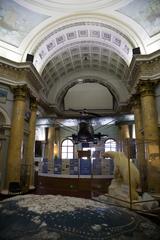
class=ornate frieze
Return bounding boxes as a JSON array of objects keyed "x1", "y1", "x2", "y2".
[
  {"x1": 128, "y1": 50, "x2": 160, "y2": 92},
  {"x1": 0, "y1": 57, "x2": 46, "y2": 100}
]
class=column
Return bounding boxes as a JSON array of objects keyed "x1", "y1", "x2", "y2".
[
  {"x1": 45, "y1": 126, "x2": 55, "y2": 173},
  {"x1": 118, "y1": 123, "x2": 130, "y2": 158},
  {"x1": 138, "y1": 81, "x2": 160, "y2": 193},
  {"x1": 0, "y1": 140, "x2": 2, "y2": 191},
  {"x1": 26, "y1": 97, "x2": 37, "y2": 189},
  {"x1": 55, "y1": 126, "x2": 60, "y2": 158},
  {"x1": 132, "y1": 94, "x2": 147, "y2": 191},
  {"x1": 45, "y1": 127, "x2": 55, "y2": 161},
  {"x1": 6, "y1": 85, "x2": 27, "y2": 190}
]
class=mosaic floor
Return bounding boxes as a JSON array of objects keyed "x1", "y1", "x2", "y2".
[{"x1": 0, "y1": 194, "x2": 160, "y2": 240}]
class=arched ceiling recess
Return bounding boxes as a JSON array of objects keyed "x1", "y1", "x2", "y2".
[
  {"x1": 49, "y1": 73, "x2": 129, "y2": 116},
  {"x1": 64, "y1": 83, "x2": 115, "y2": 111},
  {"x1": 41, "y1": 42, "x2": 129, "y2": 97},
  {"x1": 56, "y1": 81, "x2": 118, "y2": 116},
  {"x1": 30, "y1": 19, "x2": 133, "y2": 107},
  {"x1": 21, "y1": 13, "x2": 147, "y2": 63},
  {"x1": 17, "y1": 11, "x2": 146, "y2": 116},
  {"x1": 33, "y1": 21, "x2": 134, "y2": 73}
]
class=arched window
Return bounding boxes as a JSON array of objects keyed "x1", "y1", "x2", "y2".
[
  {"x1": 61, "y1": 139, "x2": 74, "y2": 159},
  {"x1": 105, "y1": 139, "x2": 117, "y2": 152}
]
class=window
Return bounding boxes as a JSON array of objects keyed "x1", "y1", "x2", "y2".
[
  {"x1": 105, "y1": 139, "x2": 117, "y2": 152},
  {"x1": 61, "y1": 139, "x2": 74, "y2": 159}
]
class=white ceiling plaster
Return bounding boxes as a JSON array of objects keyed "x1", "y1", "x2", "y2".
[
  {"x1": 47, "y1": 70, "x2": 129, "y2": 110},
  {"x1": 41, "y1": 43, "x2": 129, "y2": 98},
  {"x1": 31, "y1": 19, "x2": 132, "y2": 109},
  {"x1": 64, "y1": 83, "x2": 113, "y2": 110},
  {"x1": 15, "y1": 0, "x2": 126, "y2": 13}
]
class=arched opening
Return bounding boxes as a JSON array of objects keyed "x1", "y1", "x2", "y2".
[
  {"x1": 64, "y1": 82, "x2": 114, "y2": 111},
  {"x1": 104, "y1": 138, "x2": 117, "y2": 152},
  {"x1": 61, "y1": 139, "x2": 74, "y2": 159}
]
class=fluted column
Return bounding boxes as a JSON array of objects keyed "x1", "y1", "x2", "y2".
[
  {"x1": 26, "y1": 97, "x2": 37, "y2": 189},
  {"x1": 132, "y1": 95, "x2": 147, "y2": 191},
  {"x1": 6, "y1": 85, "x2": 27, "y2": 190},
  {"x1": 138, "y1": 81, "x2": 160, "y2": 192}
]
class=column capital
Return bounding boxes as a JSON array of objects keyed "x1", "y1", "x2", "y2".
[
  {"x1": 130, "y1": 94, "x2": 141, "y2": 108},
  {"x1": 30, "y1": 96, "x2": 38, "y2": 111},
  {"x1": 137, "y1": 80, "x2": 155, "y2": 97},
  {"x1": 13, "y1": 85, "x2": 28, "y2": 101}
]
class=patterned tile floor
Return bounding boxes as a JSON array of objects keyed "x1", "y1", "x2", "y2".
[{"x1": 0, "y1": 194, "x2": 160, "y2": 240}]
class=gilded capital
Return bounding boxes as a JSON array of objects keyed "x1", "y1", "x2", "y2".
[
  {"x1": 130, "y1": 94, "x2": 141, "y2": 108},
  {"x1": 13, "y1": 85, "x2": 28, "y2": 101},
  {"x1": 137, "y1": 80, "x2": 155, "y2": 97},
  {"x1": 30, "y1": 96, "x2": 38, "y2": 111}
]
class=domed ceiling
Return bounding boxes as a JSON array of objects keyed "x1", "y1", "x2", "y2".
[{"x1": 0, "y1": 0, "x2": 160, "y2": 117}]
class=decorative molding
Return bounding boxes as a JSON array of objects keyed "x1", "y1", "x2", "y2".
[
  {"x1": 33, "y1": 21, "x2": 133, "y2": 74},
  {"x1": 136, "y1": 80, "x2": 156, "y2": 97},
  {"x1": 0, "y1": 107, "x2": 11, "y2": 125},
  {"x1": 40, "y1": 40, "x2": 129, "y2": 97},
  {"x1": 53, "y1": 77, "x2": 129, "y2": 116},
  {"x1": 127, "y1": 49, "x2": 160, "y2": 93},
  {"x1": 13, "y1": 85, "x2": 28, "y2": 101},
  {"x1": 0, "y1": 56, "x2": 47, "y2": 102}
]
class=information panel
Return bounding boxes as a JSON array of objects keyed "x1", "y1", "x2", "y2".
[
  {"x1": 70, "y1": 159, "x2": 79, "y2": 175},
  {"x1": 54, "y1": 158, "x2": 62, "y2": 174},
  {"x1": 80, "y1": 158, "x2": 91, "y2": 175},
  {"x1": 62, "y1": 159, "x2": 70, "y2": 174},
  {"x1": 93, "y1": 158, "x2": 102, "y2": 175},
  {"x1": 52, "y1": 157, "x2": 114, "y2": 176}
]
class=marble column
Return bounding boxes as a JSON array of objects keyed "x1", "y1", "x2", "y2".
[
  {"x1": 26, "y1": 97, "x2": 37, "y2": 189},
  {"x1": 138, "y1": 81, "x2": 160, "y2": 193},
  {"x1": 6, "y1": 86, "x2": 27, "y2": 191},
  {"x1": 132, "y1": 95, "x2": 147, "y2": 191}
]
